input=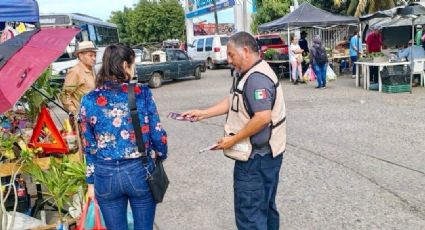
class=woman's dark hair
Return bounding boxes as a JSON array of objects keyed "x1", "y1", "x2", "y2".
[
  {"x1": 96, "y1": 44, "x2": 135, "y2": 87},
  {"x1": 290, "y1": 36, "x2": 295, "y2": 42}
]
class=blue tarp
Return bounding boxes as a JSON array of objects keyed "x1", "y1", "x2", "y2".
[{"x1": 0, "y1": 0, "x2": 39, "y2": 23}]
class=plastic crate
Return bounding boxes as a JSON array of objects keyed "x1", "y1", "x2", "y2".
[
  {"x1": 381, "y1": 65, "x2": 411, "y2": 85},
  {"x1": 382, "y1": 84, "x2": 411, "y2": 93}
]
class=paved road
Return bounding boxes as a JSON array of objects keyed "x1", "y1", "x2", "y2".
[{"x1": 148, "y1": 69, "x2": 425, "y2": 230}]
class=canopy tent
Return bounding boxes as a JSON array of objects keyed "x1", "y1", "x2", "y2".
[
  {"x1": 258, "y1": 2, "x2": 358, "y2": 32},
  {"x1": 0, "y1": 0, "x2": 39, "y2": 23},
  {"x1": 258, "y1": 2, "x2": 358, "y2": 82},
  {"x1": 359, "y1": 2, "x2": 425, "y2": 93}
]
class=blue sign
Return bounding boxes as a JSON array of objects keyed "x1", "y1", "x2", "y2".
[{"x1": 186, "y1": 0, "x2": 236, "y2": 19}]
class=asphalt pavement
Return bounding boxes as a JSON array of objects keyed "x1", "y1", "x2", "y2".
[{"x1": 148, "y1": 68, "x2": 425, "y2": 230}]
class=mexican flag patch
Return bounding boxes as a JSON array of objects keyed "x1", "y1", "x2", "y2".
[{"x1": 254, "y1": 89, "x2": 268, "y2": 100}]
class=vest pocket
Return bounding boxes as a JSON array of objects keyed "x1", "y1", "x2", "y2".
[{"x1": 223, "y1": 125, "x2": 252, "y2": 161}]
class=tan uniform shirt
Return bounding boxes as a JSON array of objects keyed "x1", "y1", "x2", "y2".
[{"x1": 60, "y1": 62, "x2": 96, "y2": 113}]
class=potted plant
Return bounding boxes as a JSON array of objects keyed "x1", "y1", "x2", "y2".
[{"x1": 264, "y1": 49, "x2": 279, "y2": 60}]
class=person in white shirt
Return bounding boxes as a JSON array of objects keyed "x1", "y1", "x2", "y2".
[{"x1": 289, "y1": 36, "x2": 304, "y2": 85}]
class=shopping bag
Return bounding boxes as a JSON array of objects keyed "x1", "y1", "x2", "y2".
[
  {"x1": 77, "y1": 197, "x2": 106, "y2": 230},
  {"x1": 309, "y1": 68, "x2": 316, "y2": 81},
  {"x1": 303, "y1": 68, "x2": 310, "y2": 82},
  {"x1": 327, "y1": 65, "x2": 337, "y2": 81},
  {"x1": 303, "y1": 67, "x2": 316, "y2": 81}
]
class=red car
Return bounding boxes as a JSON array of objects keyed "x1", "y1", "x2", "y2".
[{"x1": 255, "y1": 34, "x2": 289, "y2": 59}]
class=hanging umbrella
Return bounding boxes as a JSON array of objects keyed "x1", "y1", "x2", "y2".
[
  {"x1": 0, "y1": 28, "x2": 79, "y2": 114},
  {"x1": 0, "y1": 29, "x2": 38, "y2": 69}
]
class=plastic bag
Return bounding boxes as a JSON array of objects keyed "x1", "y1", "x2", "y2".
[
  {"x1": 127, "y1": 207, "x2": 134, "y2": 230},
  {"x1": 303, "y1": 67, "x2": 316, "y2": 81},
  {"x1": 6, "y1": 211, "x2": 44, "y2": 230},
  {"x1": 77, "y1": 197, "x2": 106, "y2": 230},
  {"x1": 327, "y1": 65, "x2": 337, "y2": 81}
]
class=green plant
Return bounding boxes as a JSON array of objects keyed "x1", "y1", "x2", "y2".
[
  {"x1": 264, "y1": 49, "x2": 279, "y2": 60},
  {"x1": 20, "y1": 68, "x2": 60, "y2": 122},
  {"x1": 0, "y1": 131, "x2": 19, "y2": 160},
  {"x1": 22, "y1": 155, "x2": 86, "y2": 223},
  {"x1": 369, "y1": 52, "x2": 384, "y2": 58}
]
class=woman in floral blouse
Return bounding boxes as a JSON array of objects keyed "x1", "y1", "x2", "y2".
[{"x1": 79, "y1": 44, "x2": 167, "y2": 230}]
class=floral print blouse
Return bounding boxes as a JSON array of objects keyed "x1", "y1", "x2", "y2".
[{"x1": 79, "y1": 82, "x2": 167, "y2": 184}]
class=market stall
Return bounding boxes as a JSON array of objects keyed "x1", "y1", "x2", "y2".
[
  {"x1": 258, "y1": 2, "x2": 359, "y2": 79},
  {"x1": 0, "y1": 1, "x2": 86, "y2": 229},
  {"x1": 358, "y1": 2, "x2": 425, "y2": 93}
]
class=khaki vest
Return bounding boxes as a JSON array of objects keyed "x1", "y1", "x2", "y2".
[{"x1": 223, "y1": 60, "x2": 287, "y2": 161}]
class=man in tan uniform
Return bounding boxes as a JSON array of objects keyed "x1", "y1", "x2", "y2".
[
  {"x1": 60, "y1": 41, "x2": 97, "y2": 114},
  {"x1": 183, "y1": 32, "x2": 286, "y2": 230}
]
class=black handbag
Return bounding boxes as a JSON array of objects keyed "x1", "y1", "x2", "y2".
[{"x1": 128, "y1": 83, "x2": 169, "y2": 203}]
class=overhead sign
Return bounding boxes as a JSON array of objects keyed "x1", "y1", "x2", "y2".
[
  {"x1": 194, "y1": 23, "x2": 234, "y2": 35},
  {"x1": 186, "y1": 0, "x2": 236, "y2": 18}
]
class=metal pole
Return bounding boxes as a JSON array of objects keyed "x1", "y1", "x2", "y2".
[
  {"x1": 30, "y1": 86, "x2": 68, "y2": 113},
  {"x1": 410, "y1": 18, "x2": 415, "y2": 94},
  {"x1": 288, "y1": 24, "x2": 291, "y2": 81},
  {"x1": 242, "y1": 0, "x2": 247, "y2": 31},
  {"x1": 213, "y1": 0, "x2": 219, "y2": 34}
]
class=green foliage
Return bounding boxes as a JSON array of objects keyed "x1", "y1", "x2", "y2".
[
  {"x1": 0, "y1": 131, "x2": 19, "y2": 160},
  {"x1": 21, "y1": 68, "x2": 60, "y2": 122},
  {"x1": 22, "y1": 156, "x2": 86, "y2": 221},
  {"x1": 109, "y1": 0, "x2": 185, "y2": 45},
  {"x1": 251, "y1": 0, "x2": 291, "y2": 33},
  {"x1": 264, "y1": 49, "x2": 279, "y2": 60}
]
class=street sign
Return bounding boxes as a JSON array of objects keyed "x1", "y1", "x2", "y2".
[{"x1": 185, "y1": 0, "x2": 236, "y2": 18}]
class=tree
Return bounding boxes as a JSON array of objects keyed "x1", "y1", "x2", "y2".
[
  {"x1": 251, "y1": 0, "x2": 291, "y2": 33},
  {"x1": 109, "y1": 0, "x2": 185, "y2": 45}
]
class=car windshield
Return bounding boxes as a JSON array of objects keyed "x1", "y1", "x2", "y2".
[
  {"x1": 257, "y1": 37, "x2": 283, "y2": 46},
  {"x1": 220, "y1": 37, "x2": 229, "y2": 46}
]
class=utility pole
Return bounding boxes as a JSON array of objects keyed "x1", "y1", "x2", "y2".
[{"x1": 213, "y1": 0, "x2": 219, "y2": 34}]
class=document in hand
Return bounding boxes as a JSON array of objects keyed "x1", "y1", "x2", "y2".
[
  {"x1": 199, "y1": 144, "x2": 219, "y2": 153},
  {"x1": 167, "y1": 112, "x2": 197, "y2": 122}
]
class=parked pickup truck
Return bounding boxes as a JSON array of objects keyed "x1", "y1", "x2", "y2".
[
  {"x1": 136, "y1": 49, "x2": 206, "y2": 88},
  {"x1": 255, "y1": 34, "x2": 289, "y2": 59}
]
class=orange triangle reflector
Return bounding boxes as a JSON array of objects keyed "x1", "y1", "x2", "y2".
[{"x1": 29, "y1": 107, "x2": 68, "y2": 154}]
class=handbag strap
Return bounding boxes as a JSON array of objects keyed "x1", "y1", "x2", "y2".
[{"x1": 128, "y1": 83, "x2": 149, "y2": 167}]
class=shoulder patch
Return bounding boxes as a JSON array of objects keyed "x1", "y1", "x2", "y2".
[{"x1": 254, "y1": 89, "x2": 268, "y2": 100}]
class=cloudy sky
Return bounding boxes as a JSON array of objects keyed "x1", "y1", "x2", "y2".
[
  {"x1": 37, "y1": 0, "x2": 235, "y2": 23},
  {"x1": 37, "y1": 0, "x2": 138, "y2": 21}
]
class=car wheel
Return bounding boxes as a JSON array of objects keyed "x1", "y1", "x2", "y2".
[
  {"x1": 194, "y1": 67, "x2": 201, "y2": 79},
  {"x1": 149, "y1": 72, "x2": 162, "y2": 88},
  {"x1": 207, "y1": 58, "x2": 216, "y2": 70}
]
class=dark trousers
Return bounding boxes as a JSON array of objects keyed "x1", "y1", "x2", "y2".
[
  {"x1": 234, "y1": 154, "x2": 283, "y2": 230},
  {"x1": 313, "y1": 63, "x2": 327, "y2": 88},
  {"x1": 350, "y1": 56, "x2": 358, "y2": 75},
  {"x1": 370, "y1": 66, "x2": 379, "y2": 83},
  {"x1": 95, "y1": 158, "x2": 156, "y2": 230}
]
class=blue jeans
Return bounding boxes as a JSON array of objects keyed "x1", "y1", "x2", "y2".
[
  {"x1": 313, "y1": 63, "x2": 327, "y2": 88},
  {"x1": 350, "y1": 56, "x2": 358, "y2": 75},
  {"x1": 234, "y1": 154, "x2": 283, "y2": 230},
  {"x1": 94, "y1": 158, "x2": 155, "y2": 230}
]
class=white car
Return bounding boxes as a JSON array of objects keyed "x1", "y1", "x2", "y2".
[{"x1": 187, "y1": 35, "x2": 229, "y2": 70}]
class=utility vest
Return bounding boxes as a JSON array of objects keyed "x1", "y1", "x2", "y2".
[{"x1": 223, "y1": 60, "x2": 287, "y2": 161}]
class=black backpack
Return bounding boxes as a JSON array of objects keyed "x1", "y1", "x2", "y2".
[{"x1": 314, "y1": 47, "x2": 328, "y2": 65}]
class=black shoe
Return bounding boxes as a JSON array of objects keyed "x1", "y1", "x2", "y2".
[
  {"x1": 293, "y1": 81, "x2": 299, "y2": 85},
  {"x1": 315, "y1": 86, "x2": 321, "y2": 89}
]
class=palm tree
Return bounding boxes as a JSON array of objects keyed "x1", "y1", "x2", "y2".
[{"x1": 333, "y1": 0, "x2": 398, "y2": 16}]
